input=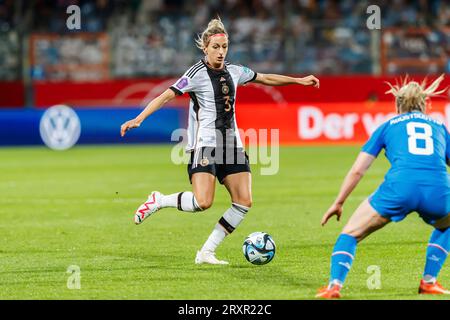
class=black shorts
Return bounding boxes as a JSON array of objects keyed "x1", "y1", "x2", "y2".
[{"x1": 187, "y1": 146, "x2": 251, "y2": 184}]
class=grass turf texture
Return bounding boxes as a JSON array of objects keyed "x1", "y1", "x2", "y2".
[{"x1": 0, "y1": 145, "x2": 448, "y2": 300}]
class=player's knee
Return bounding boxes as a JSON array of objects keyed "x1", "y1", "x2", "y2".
[
  {"x1": 196, "y1": 198, "x2": 213, "y2": 210},
  {"x1": 341, "y1": 228, "x2": 364, "y2": 242},
  {"x1": 234, "y1": 198, "x2": 252, "y2": 209}
]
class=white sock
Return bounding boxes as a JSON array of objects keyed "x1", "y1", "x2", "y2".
[
  {"x1": 423, "y1": 275, "x2": 437, "y2": 284},
  {"x1": 201, "y1": 224, "x2": 227, "y2": 253},
  {"x1": 219, "y1": 203, "x2": 249, "y2": 233},
  {"x1": 160, "y1": 193, "x2": 178, "y2": 208},
  {"x1": 201, "y1": 203, "x2": 250, "y2": 252},
  {"x1": 161, "y1": 192, "x2": 201, "y2": 212}
]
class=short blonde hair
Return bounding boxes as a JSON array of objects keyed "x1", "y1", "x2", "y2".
[
  {"x1": 386, "y1": 74, "x2": 447, "y2": 114},
  {"x1": 195, "y1": 18, "x2": 228, "y2": 50}
]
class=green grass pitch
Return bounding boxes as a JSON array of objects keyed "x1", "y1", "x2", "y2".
[{"x1": 0, "y1": 145, "x2": 448, "y2": 300}]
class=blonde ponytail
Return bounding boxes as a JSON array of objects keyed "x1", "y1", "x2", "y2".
[
  {"x1": 386, "y1": 74, "x2": 447, "y2": 113},
  {"x1": 195, "y1": 18, "x2": 228, "y2": 50}
]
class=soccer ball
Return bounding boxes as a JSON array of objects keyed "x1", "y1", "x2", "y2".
[{"x1": 242, "y1": 232, "x2": 276, "y2": 265}]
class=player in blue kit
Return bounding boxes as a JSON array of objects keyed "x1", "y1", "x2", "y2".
[{"x1": 317, "y1": 75, "x2": 449, "y2": 298}]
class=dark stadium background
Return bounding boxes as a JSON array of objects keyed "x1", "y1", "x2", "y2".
[{"x1": 0, "y1": 0, "x2": 449, "y2": 146}]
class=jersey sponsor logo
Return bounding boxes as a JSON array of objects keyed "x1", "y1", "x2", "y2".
[
  {"x1": 176, "y1": 77, "x2": 189, "y2": 90},
  {"x1": 39, "y1": 104, "x2": 81, "y2": 150},
  {"x1": 220, "y1": 76, "x2": 226, "y2": 82}
]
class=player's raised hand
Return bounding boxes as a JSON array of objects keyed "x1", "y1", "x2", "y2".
[
  {"x1": 120, "y1": 119, "x2": 140, "y2": 137},
  {"x1": 321, "y1": 202, "x2": 343, "y2": 226},
  {"x1": 299, "y1": 75, "x2": 320, "y2": 88}
]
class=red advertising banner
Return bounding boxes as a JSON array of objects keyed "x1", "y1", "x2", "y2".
[
  {"x1": 0, "y1": 81, "x2": 25, "y2": 107},
  {"x1": 235, "y1": 102, "x2": 450, "y2": 145},
  {"x1": 33, "y1": 76, "x2": 450, "y2": 108}
]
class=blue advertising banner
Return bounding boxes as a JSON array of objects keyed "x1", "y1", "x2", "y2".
[{"x1": 0, "y1": 107, "x2": 186, "y2": 146}]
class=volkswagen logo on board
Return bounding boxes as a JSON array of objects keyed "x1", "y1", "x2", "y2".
[{"x1": 39, "y1": 105, "x2": 81, "y2": 150}]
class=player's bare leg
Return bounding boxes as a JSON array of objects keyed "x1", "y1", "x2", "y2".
[
  {"x1": 419, "y1": 213, "x2": 450, "y2": 295},
  {"x1": 186, "y1": 172, "x2": 230, "y2": 265},
  {"x1": 223, "y1": 172, "x2": 252, "y2": 209},
  {"x1": 341, "y1": 199, "x2": 391, "y2": 242},
  {"x1": 133, "y1": 172, "x2": 213, "y2": 225},
  {"x1": 317, "y1": 199, "x2": 390, "y2": 298},
  {"x1": 196, "y1": 172, "x2": 252, "y2": 265},
  {"x1": 191, "y1": 172, "x2": 216, "y2": 210}
]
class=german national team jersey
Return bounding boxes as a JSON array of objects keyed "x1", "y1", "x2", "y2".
[
  {"x1": 169, "y1": 59, "x2": 257, "y2": 152},
  {"x1": 362, "y1": 111, "x2": 450, "y2": 184}
]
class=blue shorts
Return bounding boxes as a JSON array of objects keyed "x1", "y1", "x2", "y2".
[{"x1": 369, "y1": 181, "x2": 450, "y2": 225}]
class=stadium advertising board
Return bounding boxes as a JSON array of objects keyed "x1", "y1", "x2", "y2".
[
  {"x1": 0, "y1": 107, "x2": 184, "y2": 146},
  {"x1": 0, "y1": 81, "x2": 24, "y2": 107},
  {"x1": 32, "y1": 76, "x2": 450, "y2": 107},
  {"x1": 236, "y1": 102, "x2": 450, "y2": 145},
  {"x1": 1, "y1": 102, "x2": 448, "y2": 146}
]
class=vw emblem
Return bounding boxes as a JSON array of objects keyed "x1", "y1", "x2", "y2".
[{"x1": 39, "y1": 105, "x2": 81, "y2": 150}]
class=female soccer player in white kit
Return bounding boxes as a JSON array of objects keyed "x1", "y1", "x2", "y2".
[{"x1": 121, "y1": 18, "x2": 319, "y2": 264}]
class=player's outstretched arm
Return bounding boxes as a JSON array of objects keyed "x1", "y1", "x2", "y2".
[
  {"x1": 321, "y1": 152, "x2": 376, "y2": 226},
  {"x1": 253, "y1": 73, "x2": 319, "y2": 88},
  {"x1": 120, "y1": 89, "x2": 176, "y2": 137}
]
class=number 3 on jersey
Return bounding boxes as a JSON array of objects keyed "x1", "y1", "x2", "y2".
[
  {"x1": 406, "y1": 122, "x2": 434, "y2": 155},
  {"x1": 224, "y1": 95, "x2": 232, "y2": 112}
]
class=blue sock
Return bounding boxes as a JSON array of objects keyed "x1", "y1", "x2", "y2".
[
  {"x1": 329, "y1": 233, "x2": 357, "y2": 286},
  {"x1": 423, "y1": 227, "x2": 450, "y2": 282}
]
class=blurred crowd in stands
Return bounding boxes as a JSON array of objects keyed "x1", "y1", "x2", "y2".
[{"x1": 0, "y1": 0, "x2": 449, "y2": 80}]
